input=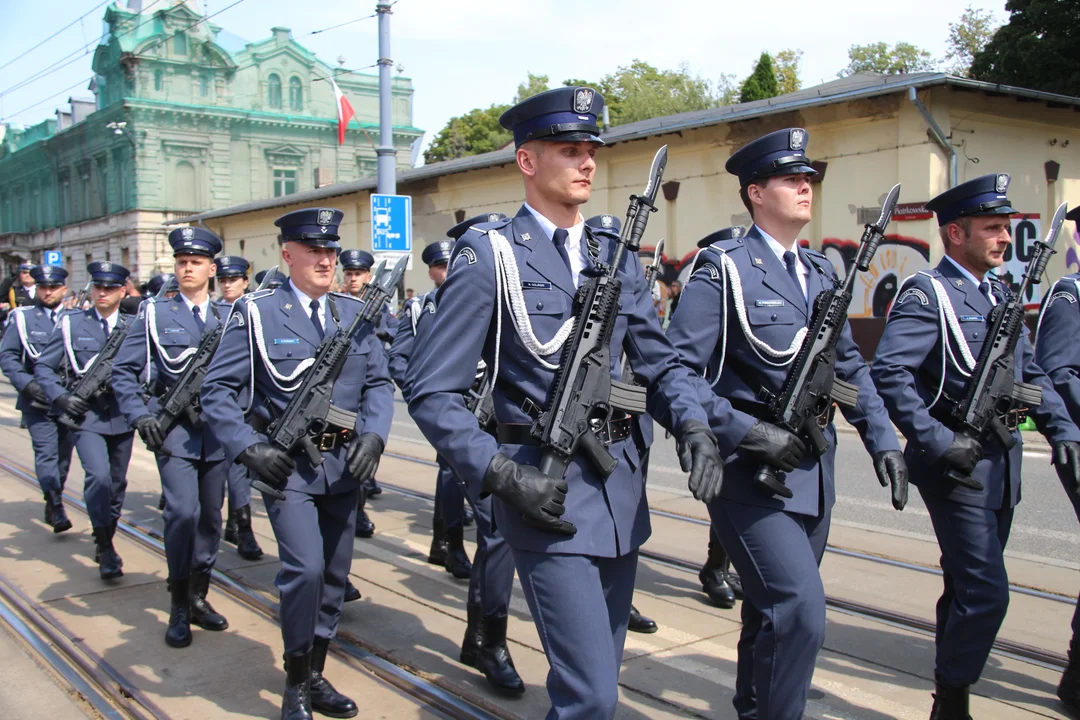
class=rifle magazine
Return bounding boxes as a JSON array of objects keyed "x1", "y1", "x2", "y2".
[
  {"x1": 831, "y1": 377, "x2": 860, "y2": 409},
  {"x1": 325, "y1": 403, "x2": 357, "y2": 431},
  {"x1": 1013, "y1": 381, "x2": 1043, "y2": 409},
  {"x1": 610, "y1": 380, "x2": 647, "y2": 415}
]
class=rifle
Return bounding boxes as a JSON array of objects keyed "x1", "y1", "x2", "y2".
[
  {"x1": 57, "y1": 317, "x2": 134, "y2": 429},
  {"x1": 942, "y1": 202, "x2": 1067, "y2": 491},
  {"x1": 152, "y1": 267, "x2": 280, "y2": 449},
  {"x1": 73, "y1": 281, "x2": 91, "y2": 310},
  {"x1": 752, "y1": 183, "x2": 902, "y2": 498},
  {"x1": 252, "y1": 256, "x2": 408, "y2": 500},
  {"x1": 531, "y1": 145, "x2": 666, "y2": 480},
  {"x1": 620, "y1": 238, "x2": 664, "y2": 382},
  {"x1": 465, "y1": 361, "x2": 496, "y2": 431}
]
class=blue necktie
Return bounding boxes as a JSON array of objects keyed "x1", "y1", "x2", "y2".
[
  {"x1": 309, "y1": 299, "x2": 324, "y2": 340},
  {"x1": 783, "y1": 251, "x2": 806, "y2": 306},
  {"x1": 192, "y1": 305, "x2": 205, "y2": 333},
  {"x1": 100, "y1": 317, "x2": 109, "y2": 337},
  {"x1": 552, "y1": 228, "x2": 573, "y2": 278}
]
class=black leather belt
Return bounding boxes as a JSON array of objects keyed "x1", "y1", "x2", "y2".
[
  {"x1": 316, "y1": 428, "x2": 354, "y2": 451},
  {"x1": 496, "y1": 416, "x2": 633, "y2": 447},
  {"x1": 931, "y1": 399, "x2": 1026, "y2": 433},
  {"x1": 728, "y1": 398, "x2": 835, "y2": 429}
]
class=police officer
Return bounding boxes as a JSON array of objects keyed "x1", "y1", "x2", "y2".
[
  {"x1": 389, "y1": 239, "x2": 473, "y2": 579},
  {"x1": 666, "y1": 129, "x2": 908, "y2": 720},
  {"x1": 1034, "y1": 206, "x2": 1080, "y2": 714},
  {"x1": 212, "y1": 255, "x2": 264, "y2": 561},
  {"x1": 0, "y1": 264, "x2": 74, "y2": 532},
  {"x1": 146, "y1": 273, "x2": 178, "y2": 299},
  {"x1": 1, "y1": 262, "x2": 37, "y2": 313},
  {"x1": 872, "y1": 175, "x2": 1080, "y2": 718},
  {"x1": 406, "y1": 86, "x2": 724, "y2": 719},
  {"x1": 254, "y1": 267, "x2": 288, "y2": 289},
  {"x1": 113, "y1": 228, "x2": 233, "y2": 648},
  {"x1": 201, "y1": 208, "x2": 393, "y2": 720},
  {"x1": 35, "y1": 262, "x2": 136, "y2": 580}
]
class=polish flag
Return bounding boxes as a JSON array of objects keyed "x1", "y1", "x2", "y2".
[{"x1": 331, "y1": 77, "x2": 356, "y2": 145}]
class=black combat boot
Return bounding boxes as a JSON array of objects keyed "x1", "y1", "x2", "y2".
[
  {"x1": 929, "y1": 675, "x2": 971, "y2": 720},
  {"x1": 476, "y1": 614, "x2": 525, "y2": 696},
  {"x1": 444, "y1": 525, "x2": 472, "y2": 580},
  {"x1": 189, "y1": 572, "x2": 229, "y2": 631},
  {"x1": 428, "y1": 517, "x2": 448, "y2": 566},
  {"x1": 1059, "y1": 638, "x2": 1080, "y2": 716},
  {"x1": 45, "y1": 490, "x2": 72, "y2": 533},
  {"x1": 354, "y1": 487, "x2": 374, "y2": 539},
  {"x1": 699, "y1": 537, "x2": 737, "y2": 609},
  {"x1": 459, "y1": 603, "x2": 484, "y2": 667},
  {"x1": 365, "y1": 476, "x2": 382, "y2": 497},
  {"x1": 628, "y1": 605, "x2": 658, "y2": 634},
  {"x1": 165, "y1": 577, "x2": 193, "y2": 648},
  {"x1": 223, "y1": 499, "x2": 239, "y2": 544},
  {"x1": 282, "y1": 650, "x2": 314, "y2": 720},
  {"x1": 234, "y1": 505, "x2": 264, "y2": 560},
  {"x1": 343, "y1": 580, "x2": 361, "y2": 603},
  {"x1": 310, "y1": 638, "x2": 358, "y2": 717},
  {"x1": 43, "y1": 494, "x2": 53, "y2": 525},
  {"x1": 93, "y1": 526, "x2": 123, "y2": 580}
]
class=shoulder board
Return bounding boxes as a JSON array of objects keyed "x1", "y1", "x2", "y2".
[
  {"x1": 242, "y1": 288, "x2": 276, "y2": 304},
  {"x1": 707, "y1": 237, "x2": 745, "y2": 252},
  {"x1": 803, "y1": 248, "x2": 827, "y2": 261},
  {"x1": 329, "y1": 291, "x2": 361, "y2": 304},
  {"x1": 469, "y1": 217, "x2": 513, "y2": 233}
]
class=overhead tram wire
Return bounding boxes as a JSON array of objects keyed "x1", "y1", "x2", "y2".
[
  {"x1": 0, "y1": 0, "x2": 111, "y2": 73},
  {"x1": 132, "y1": 0, "x2": 250, "y2": 57},
  {"x1": 2, "y1": 76, "x2": 97, "y2": 122}
]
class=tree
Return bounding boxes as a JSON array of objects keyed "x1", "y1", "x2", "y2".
[
  {"x1": 838, "y1": 41, "x2": 937, "y2": 77},
  {"x1": 971, "y1": 0, "x2": 1080, "y2": 97},
  {"x1": 774, "y1": 49, "x2": 804, "y2": 94},
  {"x1": 739, "y1": 52, "x2": 780, "y2": 103},
  {"x1": 514, "y1": 73, "x2": 549, "y2": 103},
  {"x1": 423, "y1": 104, "x2": 511, "y2": 164},
  {"x1": 564, "y1": 60, "x2": 717, "y2": 126},
  {"x1": 716, "y1": 72, "x2": 740, "y2": 106},
  {"x1": 945, "y1": 5, "x2": 1000, "y2": 77}
]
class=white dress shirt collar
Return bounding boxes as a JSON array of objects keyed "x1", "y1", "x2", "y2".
[
  {"x1": 524, "y1": 203, "x2": 586, "y2": 286},
  {"x1": 943, "y1": 255, "x2": 996, "y2": 305}
]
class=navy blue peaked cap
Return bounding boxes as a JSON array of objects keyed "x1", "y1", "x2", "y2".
[
  {"x1": 422, "y1": 240, "x2": 455, "y2": 267},
  {"x1": 499, "y1": 86, "x2": 605, "y2": 147},
  {"x1": 339, "y1": 249, "x2": 375, "y2": 270},
  {"x1": 169, "y1": 226, "x2": 223, "y2": 258},
  {"x1": 18, "y1": 262, "x2": 34, "y2": 272},
  {"x1": 1067, "y1": 206, "x2": 1080, "y2": 223},
  {"x1": 447, "y1": 212, "x2": 508, "y2": 240},
  {"x1": 254, "y1": 268, "x2": 288, "y2": 288},
  {"x1": 89, "y1": 261, "x2": 130, "y2": 287},
  {"x1": 698, "y1": 226, "x2": 747, "y2": 248},
  {"x1": 30, "y1": 265, "x2": 68, "y2": 284},
  {"x1": 275, "y1": 208, "x2": 344, "y2": 249},
  {"x1": 926, "y1": 173, "x2": 1017, "y2": 226},
  {"x1": 146, "y1": 273, "x2": 175, "y2": 295},
  {"x1": 585, "y1": 214, "x2": 621, "y2": 236},
  {"x1": 725, "y1": 128, "x2": 817, "y2": 187},
  {"x1": 214, "y1": 255, "x2": 249, "y2": 277}
]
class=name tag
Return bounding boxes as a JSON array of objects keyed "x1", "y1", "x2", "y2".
[
  {"x1": 755, "y1": 299, "x2": 785, "y2": 307},
  {"x1": 273, "y1": 338, "x2": 300, "y2": 345},
  {"x1": 521, "y1": 281, "x2": 551, "y2": 290},
  {"x1": 163, "y1": 327, "x2": 186, "y2": 333},
  {"x1": 29, "y1": 330, "x2": 46, "y2": 336},
  {"x1": 77, "y1": 336, "x2": 95, "y2": 342},
  {"x1": 959, "y1": 315, "x2": 984, "y2": 323}
]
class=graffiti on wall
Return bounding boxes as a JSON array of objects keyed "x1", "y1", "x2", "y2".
[{"x1": 821, "y1": 235, "x2": 931, "y2": 318}]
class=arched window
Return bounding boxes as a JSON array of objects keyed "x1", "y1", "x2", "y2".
[
  {"x1": 173, "y1": 33, "x2": 187, "y2": 55},
  {"x1": 268, "y1": 74, "x2": 282, "y2": 109},
  {"x1": 154, "y1": 70, "x2": 163, "y2": 91},
  {"x1": 289, "y1": 77, "x2": 303, "y2": 111}
]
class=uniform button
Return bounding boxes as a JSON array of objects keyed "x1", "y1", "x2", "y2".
[
  {"x1": 287, "y1": 351, "x2": 293, "y2": 357},
  {"x1": 771, "y1": 313, "x2": 778, "y2": 321},
  {"x1": 536, "y1": 301, "x2": 544, "y2": 310},
  {"x1": 972, "y1": 333, "x2": 978, "y2": 339}
]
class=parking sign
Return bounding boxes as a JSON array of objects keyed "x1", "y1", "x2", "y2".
[
  {"x1": 44, "y1": 250, "x2": 61, "y2": 266},
  {"x1": 370, "y1": 194, "x2": 412, "y2": 252}
]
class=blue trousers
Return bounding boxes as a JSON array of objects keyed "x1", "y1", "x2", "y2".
[
  {"x1": 74, "y1": 430, "x2": 133, "y2": 529},
  {"x1": 25, "y1": 410, "x2": 73, "y2": 495},
  {"x1": 921, "y1": 490, "x2": 1014, "y2": 686},
  {"x1": 264, "y1": 487, "x2": 359, "y2": 654},
  {"x1": 513, "y1": 549, "x2": 637, "y2": 720},
  {"x1": 467, "y1": 495, "x2": 514, "y2": 615},
  {"x1": 435, "y1": 455, "x2": 465, "y2": 530},
  {"x1": 158, "y1": 454, "x2": 227, "y2": 580},
  {"x1": 710, "y1": 498, "x2": 830, "y2": 720},
  {"x1": 226, "y1": 460, "x2": 252, "y2": 509}
]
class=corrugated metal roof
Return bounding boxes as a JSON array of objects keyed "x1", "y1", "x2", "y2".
[{"x1": 168, "y1": 72, "x2": 1080, "y2": 226}]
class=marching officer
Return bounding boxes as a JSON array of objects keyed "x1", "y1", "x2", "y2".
[
  {"x1": 146, "y1": 273, "x2": 178, "y2": 299},
  {"x1": 112, "y1": 228, "x2": 233, "y2": 648},
  {"x1": 0, "y1": 264, "x2": 74, "y2": 532},
  {"x1": 389, "y1": 239, "x2": 473, "y2": 579},
  {"x1": 35, "y1": 262, "x2": 136, "y2": 580},
  {"x1": 872, "y1": 175, "x2": 1080, "y2": 718},
  {"x1": 254, "y1": 267, "x2": 288, "y2": 289},
  {"x1": 201, "y1": 208, "x2": 393, "y2": 720},
  {"x1": 213, "y1": 255, "x2": 264, "y2": 561},
  {"x1": 665, "y1": 129, "x2": 908, "y2": 720},
  {"x1": 406, "y1": 86, "x2": 724, "y2": 719},
  {"x1": 1, "y1": 261, "x2": 37, "y2": 312},
  {"x1": 1034, "y1": 206, "x2": 1080, "y2": 714}
]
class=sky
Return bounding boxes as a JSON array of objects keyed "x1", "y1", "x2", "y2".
[{"x1": 0, "y1": 0, "x2": 1005, "y2": 161}]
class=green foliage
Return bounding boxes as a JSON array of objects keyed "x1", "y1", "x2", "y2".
[
  {"x1": 839, "y1": 41, "x2": 937, "y2": 77},
  {"x1": 565, "y1": 60, "x2": 718, "y2": 125},
  {"x1": 945, "y1": 5, "x2": 1000, "y2": 77},
  {"x1": 514, "y1": 73, "x2": 550, "y2": 103},
  {"x1": 774, "y1": 49, "x2": 804, "y2": 94},
  {"x1": 739, "y1": 53, "x2": 780, "y2": 103},
  {"x1": 423, "y1": 104, "x2": 511, "y2": 164},
  {"x1": 971, "y1": 0, "x2": 1080, "y2": 96}
]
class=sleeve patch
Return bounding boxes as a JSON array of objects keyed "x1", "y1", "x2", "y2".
[
  {"x1": 694, "y1": 262, "x2": 720, "y2": 280},
  {"x1": 1049, "y1": 291, "x2": 1077, "y2": 306},
  {"x1": 451, "y1": 247, "x2": 477, "y2": 269},
  {"x1": 896, "y1": 288, "x2": 929, "y2": 306}
]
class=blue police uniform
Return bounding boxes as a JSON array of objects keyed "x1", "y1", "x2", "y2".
[
  {"x1": 0, "y1": 264, "x2": 74, "y2": 532},
  {"x1": 665, "y1": 129, "x2": 903, "y2": 720},
  {"x1": 112, "y1": 227, "x2": 233, "y2": 647},
  {"x1": 35, "y1": 262, "x2": 135, "y2": 580},
  {"x1": 407, "y1": 87, "x2": 720, "y2": 719},
  {"x1": 254, "y1": 267, "x2": 288, "y2": 289},
  {"x1": 201, "y1": 207, "x2": 394, "y2": 719},
  {"x1": 146, "y1": 273, "x2": 175, "y2": 297},
  {"x1": 873, "y1": 175, "x2": 1080, "y2": 715}
]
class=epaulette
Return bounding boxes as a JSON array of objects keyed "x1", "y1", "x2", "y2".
[
  {"x1": 241, "y1": 288, "x2": 276, "y2": 304},
  {"x1": 803, "y1": 247, "x2": 828, "y2": 261},
  {"x1": 467, "y1": 216, "x2": 513, "y2": 234},
  {"x1": 329, "y1": 291, "x2": 361, "y2": 304}
]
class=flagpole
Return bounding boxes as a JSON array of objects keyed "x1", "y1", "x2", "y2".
[{"x1": 375, "y1": 2, "x2": 396, "y2": 195}]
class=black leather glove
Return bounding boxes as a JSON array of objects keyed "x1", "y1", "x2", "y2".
[
  {"x1": 375, "y1": 329, "x2": 391, "y2": 342},
  {"x1": 238, "y1": 442, "x2": 296, "y2": 491},
  {"x1": 940, "y1": 433, "x2": 984, "y2": 475},
  {"x1": 1053, "y1": 441, "x2": 1080, "y2": 502},
  {"x1": 55, "y1": 392, "x2": 90, "y2": 418},
  {"x1": 23, "y1": 380, "x2": 48, "y2": 407},
  {"x1": 676, "y1": 420, "x2": 724, "y2": 503},
  {"x1": 346, "y1": 433, "x2": 384, "y2": 483},
  {"x1": 483, "y1": 453, "x2": 575, "y2": 536},
  {"x1": 738, "y1": 421, "x2": 807, "y2": 472},
  {"x1": 133, "y1": 415, "x2": 165, "y2": 451},
  {"x1": 873, "y1": 450, "x2": 909, "y2": 511}
]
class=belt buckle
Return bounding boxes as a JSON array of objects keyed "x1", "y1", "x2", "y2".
[{"x1": 317, "y1": 433, "x2": 336, "y2": 452}]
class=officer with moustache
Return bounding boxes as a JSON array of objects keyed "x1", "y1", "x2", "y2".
[
  {"x1": 213, "y1": 255, "x2": 264, "y2": 561},
  {"x1": 407, "y1": 87, "x2": 724, "y2": 719},
  {"x1": 0, "y1": 264, "x2": 74, "y2": 533},
  {"x1": 36, "y1": 262, "x2": 136, "y2": 580},
  {"x1": 874, "y1": 176, "x2": 1080, "y2": 718},
  {"x1": 113, "y1": 228, "x2": 233, "y2": 648},
  {"x1": 201, "y1": 208, "x2": 393, "y2": 720},
  {"x1": 665, "y1": 129, "x2": 908, "y2": 720}
]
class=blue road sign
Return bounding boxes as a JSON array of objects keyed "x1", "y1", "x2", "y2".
[
  {"x1": 370, "y1": 194, "x2": 412, "y2": 252},
  {"x1": 44, "y1": 250, "x2": 61, "y2": 266}
]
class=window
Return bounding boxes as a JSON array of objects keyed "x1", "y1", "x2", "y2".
[
  {"x1": 174, "y1": 161, "x2": 196, "y2": 210},
  {"x1": 121, "y1": 248, "x2": 130, "y2": 270},
  {"x1": 200, "y1": 71, "x2": 211, "y2": 98},
  {"x1": 289, "y1": 77, "x2": 303, "y2": 111},
  {"x1": 268, "y1": 74, "x2": 282, "y2": 109},
  {"x1": 273, "y1": 168, "x2": 297, "y2": 197},
  {"x1": 173, "y1": 33, "x2": 187, "y2": 55},
  {"x1": 154, "y1": 70, "x2": 163, "y2": 91}
]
